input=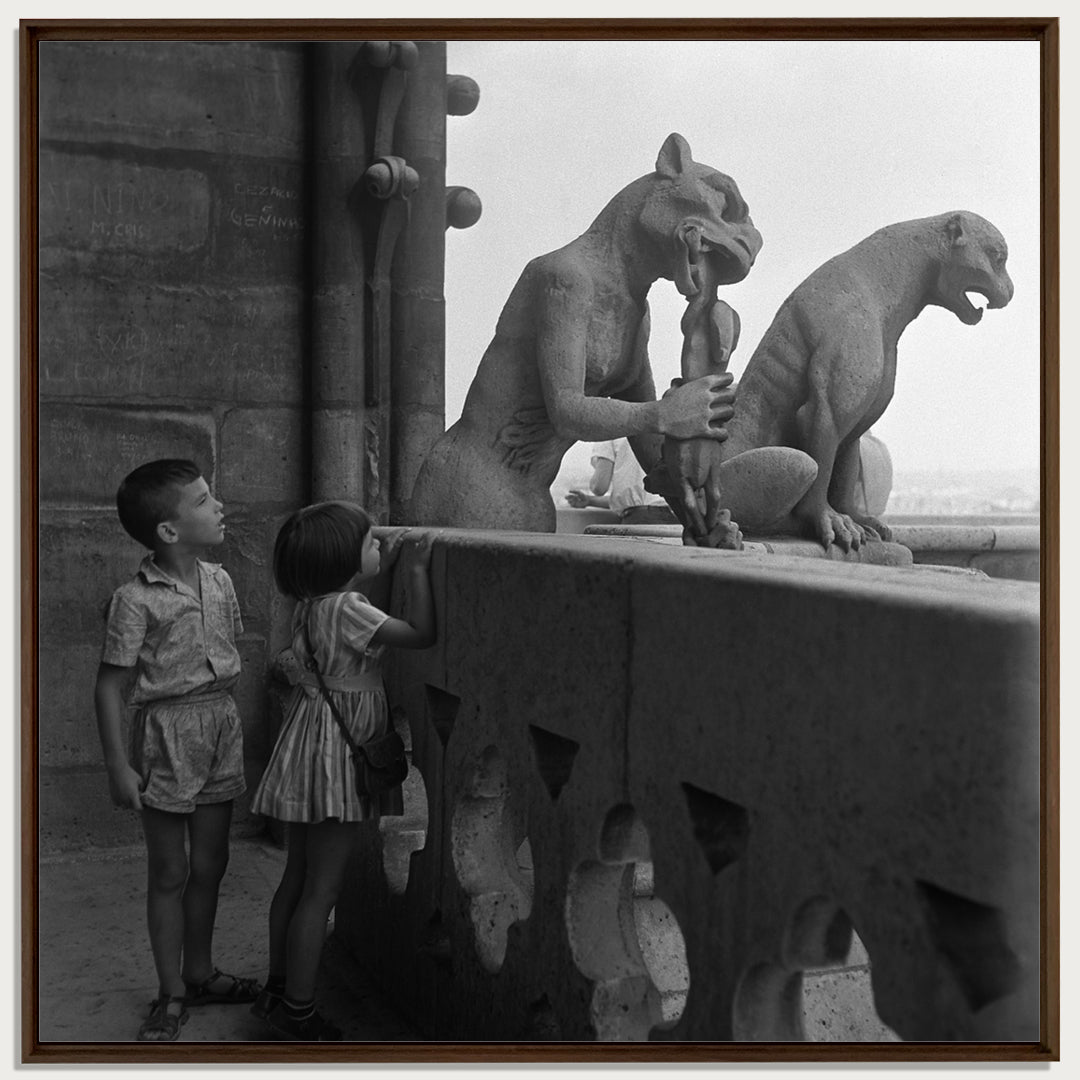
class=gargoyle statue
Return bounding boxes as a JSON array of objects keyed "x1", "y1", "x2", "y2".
[
  {"x1": 712, "y1": 211, "x2": 1014, "y2": 550},
  {"x1": 408, "y1": 133, "x2": 813, "y2": 534}
]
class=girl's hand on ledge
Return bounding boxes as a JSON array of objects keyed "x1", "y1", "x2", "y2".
[
  {"x1": 378, "y1": 527, "x2": 411, "y2": 573},
  {"x1": 408, "y1": 531, "x2": 437, "y2": 573}
]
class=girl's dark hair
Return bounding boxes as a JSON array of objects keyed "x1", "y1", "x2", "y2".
[
  {"x1": 273, "y1": 501, "x2": 372, "y2": 599},
  {"x1": 116, "y1": 459, "x2": 203, "y2": 549}
]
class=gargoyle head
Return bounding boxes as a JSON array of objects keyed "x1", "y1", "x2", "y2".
[
  {"x1": 933, "y1": 212, "x2": 1014, "y2": 325},
  {"x1": 642, "y1": 133, "x2": 764, "y2": 298}
]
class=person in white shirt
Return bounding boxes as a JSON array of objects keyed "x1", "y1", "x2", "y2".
[{"x1": 566, "y1": 438, "x2": 678, "y2": 525}]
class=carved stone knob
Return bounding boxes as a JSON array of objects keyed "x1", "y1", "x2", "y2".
[
  {"x1": 446, "y1": 186, "x2": 482, "y2": 230},
  {"x1": 360, "y1": 40, "x2": 420, "y2": 70},
  {"x1": 446, "y1": 75, "x2": 480, "y2": 116},
  {"x1": 365, "y1": 156, "x2": 420, "y2": 200}
]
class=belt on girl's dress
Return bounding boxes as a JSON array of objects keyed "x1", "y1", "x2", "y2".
[{"x1": 296, "y1": 670, "x2": 383, "y2": 694}]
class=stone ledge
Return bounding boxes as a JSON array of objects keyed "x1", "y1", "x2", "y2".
[
  {"x1": 582, "y1": 521, "x2": 1042, "y2": 580},
  {"x1": 402, "y1": 528, "x2": 1038, "y2": 615},
  {"x1": 583, "y1": 520, "x2": 1039, "y2": 553},
  {"x1": 889, "y1": 524, "x2": 1040, "y2": 553},
  {"x1": 584, "y1": 524, "x2": 912, "y2": 567}
]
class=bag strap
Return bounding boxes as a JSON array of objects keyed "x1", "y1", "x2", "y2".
[{"x1": 301, "y1": 611, "x2": 363, "y2": 759}]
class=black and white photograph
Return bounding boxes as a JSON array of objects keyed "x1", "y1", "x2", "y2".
[{"x1": 21, "y1": 17, "x2": 1056, "y2": 1065}]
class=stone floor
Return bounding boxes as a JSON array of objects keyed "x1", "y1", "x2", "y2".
[
  {"x1": 36, "y1": 837, "x2": 418, "y2": 1045},
  {"x1": 35, "y1": 836, "x2": 896, "y2": 1049}
]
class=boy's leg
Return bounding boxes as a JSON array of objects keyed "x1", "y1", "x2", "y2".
[
  {"x1": 180, "y1": 800, "x2": 232, "y2": 988},
  {"x1": 141, "y1": 806, "x2": 191, "y2": 1001}
]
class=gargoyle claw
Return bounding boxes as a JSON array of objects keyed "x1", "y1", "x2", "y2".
[
  {"x1": 706, "y1": 510, "x2": 742, "y2": 550},
  {"x1": 849, "y1": 514, "x2": 891, "y2": 543}
]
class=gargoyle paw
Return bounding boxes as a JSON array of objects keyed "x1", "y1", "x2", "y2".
[
  {"x1": 816, "y1": 508, "x2": 862, "y2": 552},
  {"x1": 849, "y1": 513, "x2": 891, "y2": 542},
  {"x1": 705, "y1": 510, "x2": 742, "y2": 551}
]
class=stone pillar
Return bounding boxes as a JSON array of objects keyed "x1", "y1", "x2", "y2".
[
  {"x1": 308, "y1": 43, "x2": 368, "y2": 505},
  {"x1": 389, "y1": 41, "x2": 448, "y2": 523}
]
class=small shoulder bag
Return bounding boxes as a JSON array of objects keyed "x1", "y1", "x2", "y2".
[{"x1": 302, "y1": 620, "x2": 407, "y2": 799}]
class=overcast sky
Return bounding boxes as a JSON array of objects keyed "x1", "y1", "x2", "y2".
[{"x1": 442, "y1": 38, "x2": 1041, "y2": 481}]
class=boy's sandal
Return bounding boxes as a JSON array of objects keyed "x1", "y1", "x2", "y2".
[
  {"x1": 137, "y1": 995, "x2": 189, "y2": 1041},
  {"x1": 183, "y1": 968, "x2": 261, "y2": 1006}
]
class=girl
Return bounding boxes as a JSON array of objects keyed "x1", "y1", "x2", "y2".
[{"x1": 249, "y1": 502, "x2": 436, "y2": 1040}]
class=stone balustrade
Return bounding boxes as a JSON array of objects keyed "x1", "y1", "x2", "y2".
[
  {"x1": 887, "y1": 524, "x2": 1040, "y2": 582},
  {"x1": 335, "y1": 530, "x2": 1041, "y2": 1043}
]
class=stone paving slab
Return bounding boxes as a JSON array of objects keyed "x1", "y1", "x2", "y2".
[{"x1": 36, "y1": 837, "x2": 418, "y2": 1045}]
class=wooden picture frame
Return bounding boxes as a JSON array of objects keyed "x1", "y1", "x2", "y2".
[{"x1": 20, "y1": 17, "x2": 1059, "y2": 1065}]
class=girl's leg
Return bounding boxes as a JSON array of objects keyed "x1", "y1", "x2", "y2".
[
  {"x1": 141, "y1": 807, "x2": 191, "y2": 1000},
  {"x1": 180, "y1": 800, "x2": 232, "y2": 987},
  {"x1": 284, "y1": 819, "x2": 357, "y2": 1002},
  {"x1": 247, "y1": 825, "x2": 308, "y2": 1019},
  {"x1": 250, "y1": 823, "x2": 309, "y2": 1019},
  {"x1": 268, "y1": 823, "x2": 309, "y2": 978}
]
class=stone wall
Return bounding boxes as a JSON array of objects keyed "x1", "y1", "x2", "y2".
[
  {"x1": 37, "y1": 42, "x2": 310, "y2": 850},
  {"x1": 339, "y1": 530, "x2": 1041, "y2": 1042}
]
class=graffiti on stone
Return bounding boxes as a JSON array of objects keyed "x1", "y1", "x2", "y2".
[
  {"x1": 37, "y1": 280, "x2": 304, "y2": 403},
  {"x1": 226, "y1": 179, "x2": 304, "y2": 235},
  {"x1": 39, "y1": 404, "x2": 215, "y2": 505},
  {"x1": 39, "y1": 151, "x2": 210, "y2": 253}
]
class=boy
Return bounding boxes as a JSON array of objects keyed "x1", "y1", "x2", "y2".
[{"x1": 94, "y1": 459, "x2": 259, "y2": 1040}]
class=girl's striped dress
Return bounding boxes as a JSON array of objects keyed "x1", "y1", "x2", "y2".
[{"x1": 251, "y1": 591, "x2": 404, "y2": 822}]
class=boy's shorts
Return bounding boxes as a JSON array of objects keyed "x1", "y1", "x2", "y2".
[{"x1": 130, "y1": 691, "x2": 246, "y2": 814}]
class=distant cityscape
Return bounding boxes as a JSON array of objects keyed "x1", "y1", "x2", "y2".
[{"x1": 885, "y1": 468, "x2": 1040, "y2": 517}]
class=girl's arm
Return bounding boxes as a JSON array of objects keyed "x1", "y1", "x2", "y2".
[
  {"x1": 94, "y1": 662, "x2": 143, "y2": 810},
  {"x1": 371, "y1": 533, "x2": 436, "y2": 650}
]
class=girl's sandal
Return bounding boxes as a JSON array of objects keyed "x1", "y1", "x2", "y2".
[
  {"x1": 250, "y1": 985, "x2": 283, "y2": 1020},
  {"x1": 265, "y1": 1001, "x2": 343, "y2": 1041},
  {"x1": 184, "y1": 967, "x2": 261, "y2": 1006},
  {"x1": 137, "y1": 995, "x2": 189, "y2": 1041}
]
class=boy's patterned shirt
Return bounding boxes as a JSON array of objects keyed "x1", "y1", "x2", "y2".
[{"x1": 101, "y1": 555, "x2": 243, "y2": 705}]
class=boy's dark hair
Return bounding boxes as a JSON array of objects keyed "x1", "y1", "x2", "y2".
[
  {"x1": 273, "y1": 501, "x2": 372, "y2": 599},
  {"x1": 116, "y1": 459, "x2": 203, "y2": 550}
]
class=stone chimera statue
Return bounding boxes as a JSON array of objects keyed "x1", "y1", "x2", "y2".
[
  {"x1": 666, "y1": 210, "x2": 1014, "y2": 550},
  {"x1": 408, "y1": 134, "x2": 811, "y2": 533}
]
